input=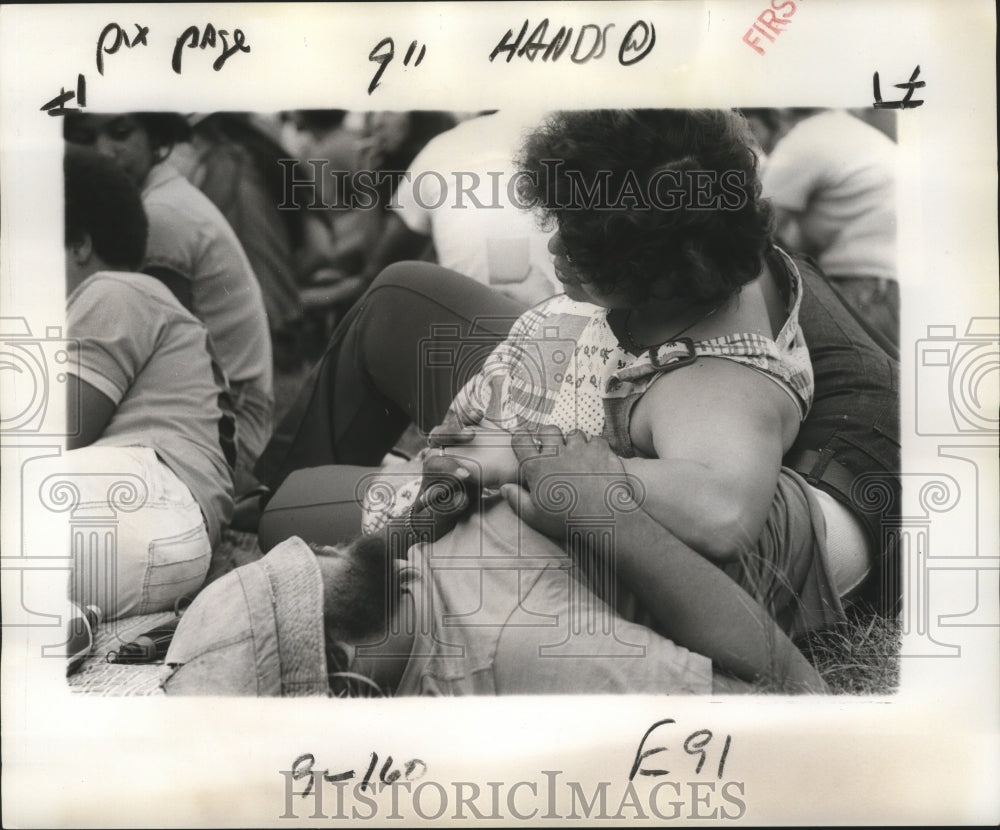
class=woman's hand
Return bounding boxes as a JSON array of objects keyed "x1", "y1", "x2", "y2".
[
  {"x1": 500, "y1": 426, "x2": 641, "y2": 543},
  {"x1": 427, "y1": 403, "x2": 485, "y2": 450},
  {"x1": 425, "y1": 423, "x2": 520, "y2": 491}
]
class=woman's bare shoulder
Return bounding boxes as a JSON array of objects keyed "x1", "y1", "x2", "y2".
[{"x1": 630, "y1": 356, "x2": 800, "y2": 458}]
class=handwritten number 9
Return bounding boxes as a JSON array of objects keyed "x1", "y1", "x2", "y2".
[
  {"x1": 291, "y1": 753, "x2": 318, "y2": 797},
  {"x1": 368, "y1": 37, "x2": 394, "y2": 95},
  {"x1": 368, "y1": 36, "x2": 426, "y2": 94},
  {"x1": 683, "y1": 730, "x2": 712, "y2": 774},
  {"x1": 682, "y1": 730, "x2": 732, "y2": 779}
]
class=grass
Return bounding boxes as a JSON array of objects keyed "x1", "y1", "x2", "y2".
[{"x1": 800, "y1": 602, "x2": 901, "y2": 695}]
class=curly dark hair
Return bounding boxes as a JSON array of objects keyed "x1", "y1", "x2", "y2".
[
  {"x1": 64, "y1": 145, "x2": 148, "y2": 270},
  {"x1": 516, "y1": 109, "x2": 774, "y2": 306}
]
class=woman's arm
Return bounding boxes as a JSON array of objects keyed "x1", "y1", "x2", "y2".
[
  {"x1": 623, "y1": 357, "x2": 800, "y2": 563},
  {"x1": 501, "y1": 429, "x2": 826, "y2": 693}
]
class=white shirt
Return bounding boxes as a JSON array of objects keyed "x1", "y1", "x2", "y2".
[
  {"x1": 393, "y1": 111, "x2": 559, "y2": 305},
  {"x1": 761, "y1": 110, "x2": 897, "y2": 283}
]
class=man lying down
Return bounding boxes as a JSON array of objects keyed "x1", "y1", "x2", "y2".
[
  {"x1": 160, "y1": 487, "x2": 790, "y2": 697},
  {"x1": 161, "y1": 418, "x2": 830, "y2": 697}
]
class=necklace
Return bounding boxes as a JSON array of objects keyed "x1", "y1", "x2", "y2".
[{"x1": 622, "y1": 299, "x2": 725, "y2": 353}]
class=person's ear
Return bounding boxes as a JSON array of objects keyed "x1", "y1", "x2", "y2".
[
  {"x1": 68, "y1": 233, "x2": 93, "y2": 266},
  {"x1": 152, "y1": 138, "x2": 175, "y2": 164}
]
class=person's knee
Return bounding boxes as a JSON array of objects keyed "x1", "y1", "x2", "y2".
[
  {"x1": 258, "y1": 466, "x2": 369, "y2": 552},
  {"x1": 370, "y1": 261, "x2": 468, "y2": 300},
  {"x1": 360, "y1": 262, "x2": 442, "y2": 345}
]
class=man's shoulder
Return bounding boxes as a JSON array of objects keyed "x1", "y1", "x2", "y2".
[{"x1": 144, "y1": 163, "x2": 236, "y2": 231}]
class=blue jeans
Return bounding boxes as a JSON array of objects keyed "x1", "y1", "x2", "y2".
[{"x1": 785, "y1": 255, "x2": 901, "y2": 609}]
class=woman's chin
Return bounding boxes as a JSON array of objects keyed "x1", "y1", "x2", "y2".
[{"x1": 560, "y1": 284, "x2": 589, "y2": 303}]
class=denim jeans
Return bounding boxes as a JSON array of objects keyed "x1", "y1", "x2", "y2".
[
  {"x1": 786, "y1": 255, "x2": 901, "y2": 608},
  {"x1": 22, "y1": 445, "x2": 212, "y2": 620}
]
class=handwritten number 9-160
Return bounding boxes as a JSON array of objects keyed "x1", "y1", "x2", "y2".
[{"x1": 291, "y1": 752, "x2": 427, "y2": 797}]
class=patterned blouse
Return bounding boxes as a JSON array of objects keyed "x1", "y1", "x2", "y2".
[
  {"x1": 364, "y1": 247, "x2": 813, "y2": 529},
  {"x1": 451, "y1": 245, "x2": 812, "y2": 454}
]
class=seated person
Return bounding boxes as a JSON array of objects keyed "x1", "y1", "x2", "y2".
[
  {"x1": 170, "y1": 112, "x2": 899, "y2": 695},
  {"x1": 362, "y1": 110, "x2": 560, "y2": 306},
  {"x1": 759, "y1": 108, "x2": 899, "y2": 352},
  {"x1": 63, "y1": 111, "x2": 273, "y2": 494},
  {"x1": 25, "y1": 147, "x2": 235, "y2": 621}
]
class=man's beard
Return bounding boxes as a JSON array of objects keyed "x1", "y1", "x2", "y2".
[{"x1": 311, "y1": 533, "x2": 400, "y2": 644}]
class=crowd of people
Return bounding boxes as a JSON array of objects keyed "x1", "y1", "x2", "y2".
[{"x1": 52, "y1": 106, "x2": 901, "y2": 696}]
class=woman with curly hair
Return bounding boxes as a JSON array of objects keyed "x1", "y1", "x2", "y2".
[
  {"x1": 402, "y1": 110, "x2": 850, "y2": 656},
  {"x1": 221, "y1": 109, "x2": 897, "y2": 697},
  {"x1": 505, "y1": 110, "x2": 815, "y2": 574}
]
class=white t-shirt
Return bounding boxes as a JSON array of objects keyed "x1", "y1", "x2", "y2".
[
  {"x1": 393, "y1": 111, "x2": 559, "y2": 305},
  {"x1": 761, "y1": 110, "x2": 897, "y2": 283},
  {"x1": 67, "y1": 272, "x2": 235, "y2": 545}
]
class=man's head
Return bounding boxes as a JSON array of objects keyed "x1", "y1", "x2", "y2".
[
  {"x1": 161, "y1": 534, "x2": 400, "y2": 697},
  {"x1": 64, "y1": 145, "x2": 149, "y2": 294},
  {"x1": 63, "y1": 112, "x2": 191, "y2": 187}
]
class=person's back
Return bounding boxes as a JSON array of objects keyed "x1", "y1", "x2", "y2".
[
  {"x1": 141, "y1": 160, "x2": 274, "y2": 489},
  {"x1": 67, "y1": 270, "x2": 234, "y2": 547},
  {"x1": 142, "y1": 162, "x2": 273, "y2": 391},
  {"x1": 762, "y1": 109, "x2": 897, "y2": 281},
  {"x1": 388, "y1": 111, "x2": 560, "y2": 305}
]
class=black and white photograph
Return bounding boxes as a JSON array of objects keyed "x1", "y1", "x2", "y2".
[{"x1": 1, "y1": 2, "x2": 997, "y2": 826}]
